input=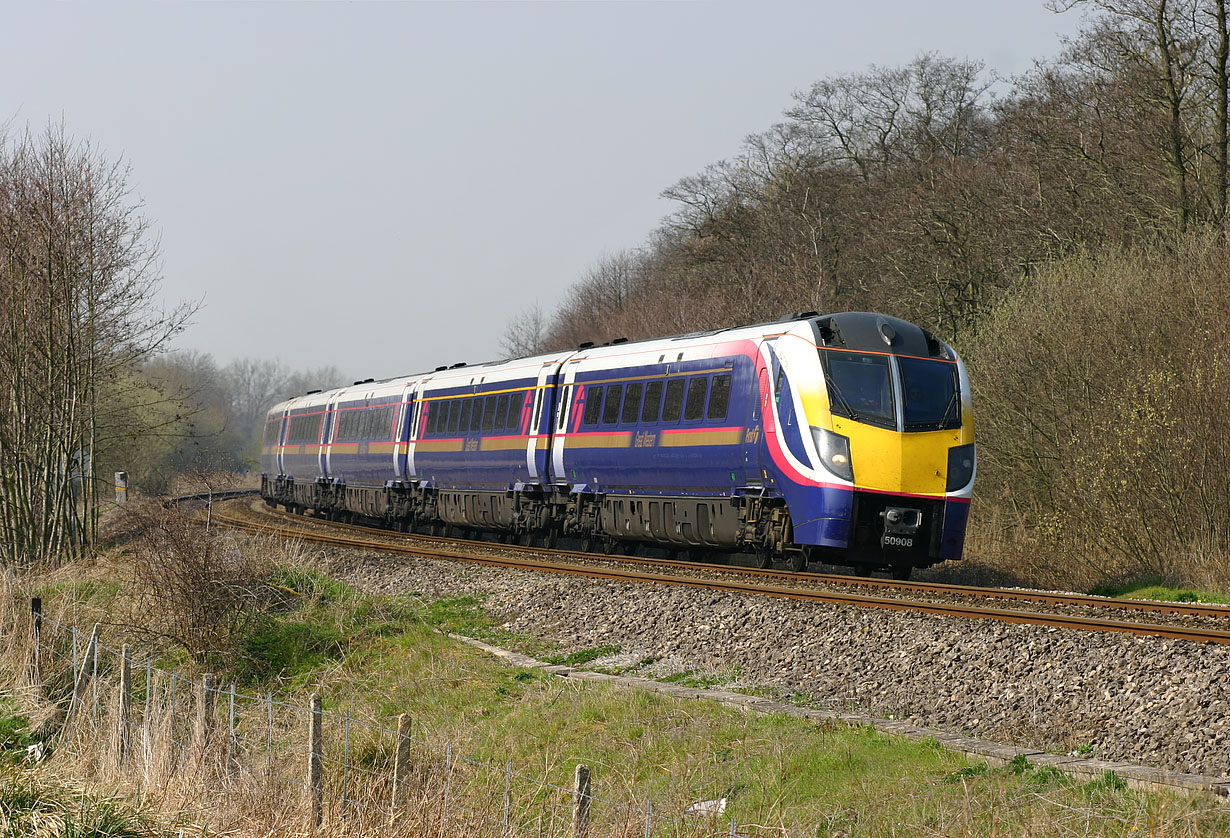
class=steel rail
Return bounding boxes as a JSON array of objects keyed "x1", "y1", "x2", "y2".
[
  {"x1": 209, "y1": 509, "x2": 1230, "y2": 646},
  {"x1": 240, "y1": 500, "x2": 1230, "y2": 621}
]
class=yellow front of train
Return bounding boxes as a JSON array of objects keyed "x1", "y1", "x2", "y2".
[{"x1": 774, "y1": 313, "x2": 974, "y2": 574}]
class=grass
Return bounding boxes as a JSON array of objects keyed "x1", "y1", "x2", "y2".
[
  {"x1": 542, "y1": 644, "x2": 621, "y2": 666},
  {"x1": 0, "y1": 767, "x2": 177, "y2": 837},
  {"x1": 187, "y1": 566, "x2": 1230, "y2": 834},
  {"x1": 1089, "y1": 578, "x2": 1230, "y2": 604},
  {"x1": 6, "y1": 550, "x2": 1230, "y2": 836},
  {"x1": 0, "y1": 699, "x2": 36, "y2": 766}
]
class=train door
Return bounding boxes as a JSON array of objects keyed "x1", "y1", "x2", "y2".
[
  {"x1": 276, "y1": 404, "x2": 292, "y2": 475},
  {"x1": 525, "y1": 362, "x2": 556, "y2": 483},
  {"x1": 550, "y1": 360, "x2": 581, "y2": 484},
  {"x1": 407, "y1": 376, "x2": 433, "y2": 481},
  {"x1": 321, "y1": 395, "x2": 339, "y2": 479},
  {"x1": 397, "y1": 381, "x2": 418, "y2": 481}
]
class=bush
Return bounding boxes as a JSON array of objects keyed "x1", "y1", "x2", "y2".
[
  {"x1": 962, "y1": 234, "x2": 1230, "y2": 588},
  {"x1": 114, "y1": 499, "x2": 274, "y2": 665}
]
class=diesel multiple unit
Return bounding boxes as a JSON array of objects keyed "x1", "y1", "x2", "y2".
[{"x1": 260, "y1": 312, "x2": 975, "y2": 577}]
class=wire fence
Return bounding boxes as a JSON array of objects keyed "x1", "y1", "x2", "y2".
[{"x1": 14, "y1": 598, "x2": 747, "y2": 837}]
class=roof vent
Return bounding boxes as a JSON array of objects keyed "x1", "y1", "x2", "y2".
[
  {"x1": 578, "y1": 341, "x2": 594, "y2": 349},
  {"x1": 612, "y1": 337, "x2": 629, "y2": 344},
  {"x1": 305, "y1": 389, "x2": 321, "y2": 395},
  {"x1": 434, "y1": 366, "x2": 448, "y2": 372},
  {"x1": 450, "y1": 362, "x2": 467, "y2": 369}
]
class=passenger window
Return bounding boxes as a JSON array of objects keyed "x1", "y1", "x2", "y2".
[
  {"x1": 447, "y1": 400, "x2": 461, "y2": 433},
  {"x1": 602, "y1": 384, "x2": 623, "y2": 424},
  {"x1": 557, "y1": 386, "x2": 571, "y2": 430},
  {"x1": 531, "y1": 389, "x2": 544, "y2": 429},
  {"x1": 685, "y1": 378, "x2": 708, "y2": 421},
  {"x1": 641, "y1": 381, "x2": 664, "y2": 423},
  {"x1": 507, "y1": 392, "x2": 521, "y2": 430},
  {"x1": 662, "y1": 379, "x2": 685, "y2": 422},
  {"x1": 621, "y1": 382, "x2": 643, "y2": 424},
  {"x1": 464, "y1": 399, "x2": 478, "y2": 432},
  {"x1": 494, "y1": 394, "x2": 508, "y2": 430},
  {"x1": 583, "y1": 387, "x2": 603, "y2": 425},
  {"x1": 483, "y1": 396, "x2": 497, "y2": 431}
]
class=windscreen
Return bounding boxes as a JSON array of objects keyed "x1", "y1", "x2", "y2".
[
  {"x1": 822, "y1": 352, "x2": 895, "y2": 428},
  {"x1": 899, "y1": 356, "x2": 960, "y2": 430}
]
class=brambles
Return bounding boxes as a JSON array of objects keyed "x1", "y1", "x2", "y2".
[{"x1": 114, "y1": 499, "x2": 274, "y2": 665}]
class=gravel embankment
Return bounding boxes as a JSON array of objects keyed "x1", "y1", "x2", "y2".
[{"x1": 312, "y1": 543, "x2": 1230, "y2": 780}]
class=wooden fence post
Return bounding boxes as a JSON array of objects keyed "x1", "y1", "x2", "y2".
[
  {"x1": 389, "y1": 713, "x2": 412, "y2": 826},
  {"x1": 195, "y1": 673, "x2": 216, "y2": 765},
  {"x1": 573, "y1": 764, "x2": 591, "y2": 838},
  {"x1": 308, "y1": 693, "x2": 323, "y2": 828},
  {"x1": 227, "y1": 683, "x2": 238, "y2": 776},
  {"x1": 117, "y1": 644, "x2": 132, "y2": 763},
  {"x1": 29, "y1": 597, "x2": 41, "y2": 691},
  {"x1": 62, "y1": 624, "x2": 99, "y2": 735}
]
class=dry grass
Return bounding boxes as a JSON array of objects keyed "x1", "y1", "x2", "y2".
[{"x1": 3, "y1": 534, "x2": 1230, "y2": 837}]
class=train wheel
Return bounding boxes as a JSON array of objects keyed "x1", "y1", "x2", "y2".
[
  {"x1": 789, "y1": 552, "x2": 808, "y2": 572},
  {"x1": 753, "y1": 549, "x2": 772, "y2": 569},
  {"x1": 891, "y1": 565, "x2": 913, "y2": 581}
]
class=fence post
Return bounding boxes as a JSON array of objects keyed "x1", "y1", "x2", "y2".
[
  {"x1": 308, "y1": 693, "x2": 323, "y2": 828},
  {"x1": 63, "y1": 624, "x2": 99, "y2": 735},
  {"x1": 118, "y1": 644, "x2": 132, "y2": 764},
  {"x1": 227, "y1": 683, "x2": 238, "y2": 776},
  {"x1": 573, "y1": 764, "x2": 591, "y2": 838},
  {"x1": 503, "y1": 758, "x2": 512, "y2": 834},
  {"x1": 29, "y1": 598, "x2": 41, "y2": 691},
  {"x1": 91, "y1": 631, "x2": 99, "y2": 725},
  {"x1": 195, "y1": 673, "x2": 216, "y2": 766},
  {"x1": 389, "y1": 713, "x2": 412, "y2": 826},
  {"x1": 266, "y1": 692, "x2": 274, "y2": 765},
  {"x1": 444, "y1": 743, "x2": 453, "y2": 829},
  {"x1": 169, "y1": 672, "x2": 178, "y2": 762}
]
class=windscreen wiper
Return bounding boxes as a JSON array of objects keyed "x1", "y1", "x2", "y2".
[
  {"x1": 824, "y1": 373, "x2": 860, "y2": 421},
  {"x1": 939, "y1": 390, "x2": 960, "y2": 428}
]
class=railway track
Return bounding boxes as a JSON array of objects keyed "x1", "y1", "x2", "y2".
[{"x1": 203, "y1": 499, "x2": 1230, "y2": 646}]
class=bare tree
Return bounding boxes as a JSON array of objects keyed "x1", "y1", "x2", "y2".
[
  {"x1": 498, "y1": 302, "x2": 548, "y2": 358},
  {"x1": 0, "y1": 123, "x2": 192, "y2": 568}
]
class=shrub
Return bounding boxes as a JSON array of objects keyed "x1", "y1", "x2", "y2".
[{"x1": 962, "y1": 234, "x2": 1230, "y2": 588}]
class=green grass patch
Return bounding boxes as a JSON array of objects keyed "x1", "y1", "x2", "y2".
[
  {"x1": 0, "y1": 699, "x2": 37, "y2": 766},
  {"x1": 28, "y1": 560, "x2": 1230, "y2": 835},
  {"x1": 543, "y1": 644, "x2": 621, "y2": 666},
  {"x1": 210, "y1": 566, "x2": 1230, "y2": 834},
  {"x1": 0, "y1": 767, "x2": 175, "y2": 837},
  {"x1": 1089, "y1": 578, "x2": 1229, "y2": 604}
]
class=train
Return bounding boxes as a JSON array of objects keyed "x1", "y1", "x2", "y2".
[{"x1": 259, "y1": 311, "x2": 975, "y2": 578}]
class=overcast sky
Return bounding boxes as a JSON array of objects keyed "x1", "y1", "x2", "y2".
[{"x1": 7, "y1": 1, "x2": 1087, "y2": 384}]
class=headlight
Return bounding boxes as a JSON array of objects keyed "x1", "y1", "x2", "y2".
[
  {"x1": 811, "y1": 427, "x2": 853, "y2": 482},
  {"x1": 946, "y1": 443, "x2": 976, "y2": 491}
]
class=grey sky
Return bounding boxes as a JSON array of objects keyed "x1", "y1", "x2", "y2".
[{"x1": 7, "y1": 1, "x2": 1085, "y2": 383}]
